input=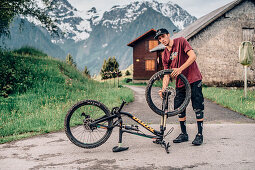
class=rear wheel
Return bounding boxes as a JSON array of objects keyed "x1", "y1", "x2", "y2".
[
  {"x1": 64, "y1": 100, "x2": 113, "y2": 148},
  {"x1": 145, "y1": 69, "x2": 191, "y2": 117}
]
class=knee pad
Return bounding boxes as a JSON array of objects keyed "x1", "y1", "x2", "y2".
[
  {"x1": 194, "y1": 109, "x2": 204, "y2": 119},
  {"x1": 178, "y1": 112, "x2": 186, "y2": 118}
]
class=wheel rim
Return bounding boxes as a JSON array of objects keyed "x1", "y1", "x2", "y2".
[
  {"x1": 146, "y1": 69, "x2": 191, "y2": 116},
  {"x1": 67, "y1": 103, "x2": 111, "y2": 146}
]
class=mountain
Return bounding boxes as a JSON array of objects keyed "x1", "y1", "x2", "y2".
[
  {"x1": 76, "y1": 8, "x2": 179, "y2": 74},
  {"x1": 99, "y1": 1, "x2": 196, "y2": 31},
  {"x1": 0, "y1": 17, "x2": 66, "y2": 59},
  {"x1": 75, "y1": 1, "x2": 196, "y2": 74},
  {"x1": 0, "y1": 0, "x2": 196, "y2": 75}
]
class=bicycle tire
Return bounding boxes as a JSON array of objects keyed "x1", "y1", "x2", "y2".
[
  {"x1": 145, "y1": 69, "x2": 191, "y2": 117},
  {"x1": 64, "y1": 100, "x2": 113, "y2": 149}
]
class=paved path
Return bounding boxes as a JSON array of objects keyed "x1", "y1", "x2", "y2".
[{"x1": 0, "y1": 86, "x2": 254, "y2": 170}]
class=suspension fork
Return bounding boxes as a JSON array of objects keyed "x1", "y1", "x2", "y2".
[{"x1": 160, "y1": 91, "x2": 170, "y2": 138}]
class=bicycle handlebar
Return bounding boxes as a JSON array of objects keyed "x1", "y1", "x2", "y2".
[{"x1": 118, "y1": 100, "x2": 126, "y2": 112}]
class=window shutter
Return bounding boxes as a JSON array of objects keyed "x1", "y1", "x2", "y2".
[
  {"x1": 149, "y1": 40, "x2": 158, "y2": 50},
  {"x1": 145, "y1": 60, "x2": 155, "y2": 71}
]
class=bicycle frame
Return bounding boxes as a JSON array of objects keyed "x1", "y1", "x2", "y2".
[
  {"x1": 92, "y1": 111, "x2": 162, "y2": 137},
  {"x1": 91, "y1": 91, "x2": 172, "y2": 153}
]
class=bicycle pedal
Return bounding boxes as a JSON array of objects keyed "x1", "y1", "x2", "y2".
[{"x1": 112, "y1": 146, "x2": 129, "y2": 152}]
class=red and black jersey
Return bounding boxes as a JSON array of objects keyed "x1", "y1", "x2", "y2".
[{"x1": 162, "y1": 37, "x2": 202, "y2": 88}]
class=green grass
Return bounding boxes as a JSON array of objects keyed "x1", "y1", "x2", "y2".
[
  {"x1": 0, "y1": 49, "x2": 134, "y2": 143},
  {"x1": 203, "y1": 87, "x2": 255, "y2": 119}
]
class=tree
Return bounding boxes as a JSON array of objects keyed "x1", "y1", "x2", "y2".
[
  {"x1": 0, "y1": 0, "x2": 58, "y2": 38},
  {"x1": 66, "y1": 53, "x2": 76, "y2": 67},
  {"x1": 100, "y1": 56, "x2": 122, "y2": 80},
  {"x1": 83, "y1": 66, "x2": 90, "y2": 78},
  {"x1": 100, "y1": 59, "x2": 108, "y2": 79}
]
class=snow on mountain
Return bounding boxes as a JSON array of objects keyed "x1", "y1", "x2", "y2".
[
  {"x1": 100, "y1": 0, "x2": 196, "y2": 30},
  {"x1": 48, "y1": 0, "x2": 92, "y2": 42},
  {"x1": 26, "y1": 0, "x2": 95, "y2": 42},
  {"x1": 150, "y1": 1, "x2": 196, "y2": 29},
  {"x1": 25, "y1": 0, "x2": 196, "y2": 42}
]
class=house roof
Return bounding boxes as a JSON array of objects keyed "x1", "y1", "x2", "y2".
[
  {"x1": 150, "y1": 0, "x2": 244, "y2": 52},
  {"x1": 127, "y1": 28, "x2": 157, "y2": 47}
]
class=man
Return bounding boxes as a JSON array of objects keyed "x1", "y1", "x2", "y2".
[{"x1": 155, "y1": 28, "x2": 204, "y2": 145}]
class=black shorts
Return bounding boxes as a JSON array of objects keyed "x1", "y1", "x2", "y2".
[{"x1": 174, "y1": 80, "x2": 204, "y2": 115}]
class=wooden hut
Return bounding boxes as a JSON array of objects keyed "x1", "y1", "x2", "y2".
[{"x1": 127, "y1": 29, "x2": 163, "y2": 82}]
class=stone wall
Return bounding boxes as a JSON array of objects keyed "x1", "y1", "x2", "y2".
[{"x1": 189, "y1": 0, "x2": 255, "y2": 86}]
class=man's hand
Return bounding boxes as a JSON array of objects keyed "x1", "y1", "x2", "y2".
[
  {"x1": 171, "y1": 68, "x2": 183, "y2": 78},
  {"x1": 158, "y1": 89, "x2": 163, "y2": 99}
]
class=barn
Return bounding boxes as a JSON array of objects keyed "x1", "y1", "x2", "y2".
[
  {"x1": 127, "y1": 29, "x2": 164, "y2": 82},
  {"x1": 150, "y1": 0, "x2": 255, "y2": 86}
]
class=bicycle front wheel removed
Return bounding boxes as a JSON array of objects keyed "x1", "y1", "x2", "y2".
[
  {"x1": 65, "y1": 100, "x2": 113, "y2": 149},
  {"x1": 145, "y1": 69, "x2": 191, "y2": 117}
]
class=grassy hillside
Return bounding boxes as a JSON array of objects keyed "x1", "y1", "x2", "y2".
[{"x1": 0, "y1": 48, "x2": 134, "y2": 143}]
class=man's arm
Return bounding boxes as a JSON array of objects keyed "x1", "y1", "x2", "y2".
[
  {"x1": 159, "y1": 74, "x2": 170, "y2": 98},
  {"x1": 170, "y1": 50, "x2": 197, "y2": 78}
]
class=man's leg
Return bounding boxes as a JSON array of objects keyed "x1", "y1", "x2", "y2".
[
  {"x1": 173, "y1": 87, "x2": 188, "y2": 143},
  {"x1": 190, "y1": 80, "x2": 204, "y2": 145}
]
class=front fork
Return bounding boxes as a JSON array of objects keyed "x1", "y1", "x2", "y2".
[
  {"x1": 154, "y1": 91, "x2": 171, "y2": 153},
  {"x1": 115, "y1": 93, "x2": 171, "y2": 153}
]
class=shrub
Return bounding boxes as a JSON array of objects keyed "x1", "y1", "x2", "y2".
[
  {"x1": 124, "y1": 78, "x2": 132, "y2": 83},
  {"x1": 13, "y1": 46, "x2": 47, "y2": 57},
  {"x1": 125, "y1": 70, "x2": 131, "y2": 76}
]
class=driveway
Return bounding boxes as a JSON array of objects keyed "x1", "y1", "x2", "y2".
[{"x1": 0, "y1": 86, "x2": 255, "y2": 170}]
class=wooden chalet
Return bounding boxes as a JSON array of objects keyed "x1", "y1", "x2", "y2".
[{"x1": 127, "y1": 29, "x2": 163, "y2": 82}]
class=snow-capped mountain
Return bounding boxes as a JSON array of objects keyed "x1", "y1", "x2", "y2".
[
  {"x1": 26, "y1": 0, "x2": 196, "y2": 42},
  {"x1": 100, "y1": 0, "x2": 196, "y2": 31},
  {"x1": 26, "y1": 0, "x2": 93, "y2": 42}
]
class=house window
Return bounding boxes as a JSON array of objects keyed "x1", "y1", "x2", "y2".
[
  {"x1": 145, "y1": 60, "x2": 155, "y2": 71},
  {"x1": 242, "y1": 27, "x2": 254, "y2": 42},
  {"x1": 149, "y1": 40, "x2": 158, "y2": 50}
]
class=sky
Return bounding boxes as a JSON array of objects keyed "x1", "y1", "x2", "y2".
[{"x1": 69, "y1": 0, "x2": 234, "y2": 18}]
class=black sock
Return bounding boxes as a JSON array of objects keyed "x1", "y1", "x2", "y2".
[
  {"x1": 197, "y1": 121, "x2": 203, "y2": 135},
  {"x1": 180, "y1": 121, "x2": 187, "y2": 134}
]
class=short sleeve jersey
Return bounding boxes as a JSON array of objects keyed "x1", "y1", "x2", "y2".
[{"x1": 162, "y1": 37, "x2": 202, "y2": 88}]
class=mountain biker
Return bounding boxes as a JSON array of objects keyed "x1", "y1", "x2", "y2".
[{"x1": 155, "y1": 28, "x2": 204, "y2": 145}]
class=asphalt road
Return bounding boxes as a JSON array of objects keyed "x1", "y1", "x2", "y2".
[{"x1": 0, "y1": 85, "x2": 255, "y2": 170}]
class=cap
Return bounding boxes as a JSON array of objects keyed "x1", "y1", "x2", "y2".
[{"x1": 154, "y1": 28, "x2": 169, "y2": 39}]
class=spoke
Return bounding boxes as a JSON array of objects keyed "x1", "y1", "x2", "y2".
[
  {"x1": 80, "y1": 130, "x2": 85, "y2": 143},
  {"x1": 89, "y1": 131, "x2": 96, "y2": 143},
  {"x1": 73, "y1": 126, "x2": 84, "y2": 137},
  {"x1": 91, "y1": 131, "x2": 99, "y2": 142},
  {"x1": 94, "y1": 130, "x2": 102, "y2": 140}
]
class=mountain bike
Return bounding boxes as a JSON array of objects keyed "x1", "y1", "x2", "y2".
[{"x1": 64, "y1": 69, "x2": 191, "y2": 153}]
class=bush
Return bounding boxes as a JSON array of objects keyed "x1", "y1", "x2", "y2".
[
  {"x1": 0, "y1": 52, "x2": 35, "y2": 97},
  {"x1": 124, "y1": 78, "x2": 132, "y2": 83},
  {"x1": 13, "y1": 46, "x2": 47, "y2": 57},
  {"x1": 125, "y1": 70, "x2": 131, "y2": 76}
]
